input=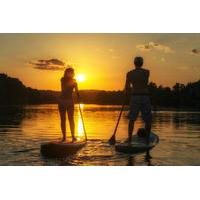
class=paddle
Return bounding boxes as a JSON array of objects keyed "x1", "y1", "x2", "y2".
[
  {"x1": 77, "y1": 89, "x2": 87, "y2": 141},
  {"x1": 108, "y1": 101, "x2": 126, "y2": 145}
]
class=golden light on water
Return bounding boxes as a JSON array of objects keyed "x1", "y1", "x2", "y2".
[
  {"x1": 77, "y1": 104, "x2": 84, "y2": 141},
  {"x1": 77, "y1": 104, "x2": 85, "y2": 139},
  {"x1": 77, "y1": 115, "x2": 84, "y2": 138},
  {"x1": 76, "y1": 74, "x2": 86, "y2": 83}
]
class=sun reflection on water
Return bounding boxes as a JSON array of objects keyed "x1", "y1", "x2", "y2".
[{"x1": 76, "y1": 104, "x2": 84, "y2": 140}]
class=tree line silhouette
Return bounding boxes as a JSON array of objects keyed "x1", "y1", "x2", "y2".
[{"x1": 0, "y1": 73, "x2": 200, "y2": 109}]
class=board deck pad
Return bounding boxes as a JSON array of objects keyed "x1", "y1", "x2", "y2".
[
  {"x1": 115, "y1": 132, "x2": 159, "y2": 154},
  {"x1": 40, "y1": 141, "x2": 86, "y2": 157}
]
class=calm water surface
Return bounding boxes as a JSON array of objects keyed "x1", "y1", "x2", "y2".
[{"x1": 0, "y1": 104, "x2": 200, "y2": 166}]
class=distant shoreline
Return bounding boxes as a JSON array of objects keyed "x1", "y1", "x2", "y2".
[
  {"x1": 0, "y1": 103, "x2": 200, "y2": 112},
  {"x1": 1, "y1": 73, "x2": 200, "y2": 110}
]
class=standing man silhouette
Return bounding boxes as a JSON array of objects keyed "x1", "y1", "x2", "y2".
[{"x1": 125, "y1": 56, "x2": 152, "y2": 143}]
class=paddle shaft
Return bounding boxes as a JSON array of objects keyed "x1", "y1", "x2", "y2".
[
  {"x1": 113, "y1": 102, "x2": 125, "y2": 137},
  {"x1": 78, "y1": 103, "x2": 87, "y2": 141},
  {"x1": 108, "y1": 87, "x2": 127, "y2": 144},
  {"x1": 77, "y1": 89, "x2": 87, "y2": 141}
]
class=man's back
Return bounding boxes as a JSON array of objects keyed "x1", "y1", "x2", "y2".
[{"x1": 127, "y1": 68, "x2": 149, "y2": 94}]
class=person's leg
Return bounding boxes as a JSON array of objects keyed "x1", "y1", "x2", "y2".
[
  {"x1": 58, "y1": 103, "x2": 67, "y2": 141},
  {"x1": 141, "y1": 96, "x2": 152, "y2": 144},
  {"x1": 67, "y1": 103, "x2": 76, "y2": 142},
  {"x1": 145, "y1": 122, "x2": 151, "y2": 145},
  {"x1": 145, "y1": 121, "x2": 151, "y2": 134},
  {"x1": 128, "y1": 120, "x2": 135, "y2": 142},
  {"x1": 128, "y1": 96, "x2": 139, "y2": 143}
]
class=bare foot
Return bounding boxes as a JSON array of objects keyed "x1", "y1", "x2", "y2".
[
  {"x1": 124, "y1": 138, "x2": 132, "y2": 145},
  {"x1": 72, "y1": 137, "x2": 77, "y2": 143},
  {"x1": 145, "y1": 151, "x2": 152, "y2": 160},
  {"x1": 61, "y1": 137, "x2": 66, "y2": 142}
]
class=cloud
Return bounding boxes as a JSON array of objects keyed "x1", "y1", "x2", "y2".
[
  {"x1": 178, "y1": 65, "x2": 200, "y2": 71},
  {"x1": 178, "y1": 66, "x2": 189, "y2": 70},
  {"x1": 136, "y1": 42, "x2": 174, "y2": 53},
  {"x1": 111, "y1": 55, "x2": 119, "y2": 59},
  {"x1": 108, "y1": 48, "x2": 114, "y2": 52},
  {"x1": 136, "y1": 44, "x2": 152, "y2": 52},
  {"x1": 30, "y1": 58, "x2": 66, "y2": 71},
  {"x1": 191, "y1": 48, "x2": 200, "y2": 55},
  {"x1": 161, "y1": 57, "x2": 166, "y2": 62}
]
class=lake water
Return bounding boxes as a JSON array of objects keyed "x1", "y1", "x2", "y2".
[{"x1": 0, "y1": 104, "x2": 200, "y2": 166}]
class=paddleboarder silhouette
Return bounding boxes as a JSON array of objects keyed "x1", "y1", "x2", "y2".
[
  {"x1": 58, "y1": 67, "x2": 79, "y2": 142},
  {"x1": 125, "y1": 56, "x2": 153, "y2": 144}
]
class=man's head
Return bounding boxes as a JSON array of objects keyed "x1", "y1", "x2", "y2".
[{"x1": 134, "y1": 56, "x2": 143, "y2": 68}]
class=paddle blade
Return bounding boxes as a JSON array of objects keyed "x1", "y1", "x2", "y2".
[{"x1": 108, "y1": 134, "x2": 116, "y2": 145}]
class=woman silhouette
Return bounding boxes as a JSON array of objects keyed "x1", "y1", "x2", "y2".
[{"x1": 58, "y1": 67, "x2": 79, "y2": 142}]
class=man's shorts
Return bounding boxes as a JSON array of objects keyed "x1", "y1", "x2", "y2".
[{"x1": 128, "y1": 95, "x2": 152, "y2": 123}]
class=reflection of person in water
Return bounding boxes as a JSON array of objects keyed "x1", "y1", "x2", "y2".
[
  {"x1": 144, "y1": 152, "x2": 153, "y2": 166},
  {"x1": 58, "y1": 67, "x2": 79, "y2": 142},
  {"x1": 125, "y1": 56, "x2": 152, "y2": 144},
  {"x1": 127, "y1": 153, "x2": 153, "y2": 166},
  {"x1": 127, "y1": 155, "x2": 135, "y2": 166}
]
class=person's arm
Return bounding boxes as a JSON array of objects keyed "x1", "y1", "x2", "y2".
[
  {"x1": 61, "y1": 78, "x2": 64, "y2": 93},
  {"x1": 125, "y1": 73, "x2": 131, "y2": 96},
  {"x1": 74, "y1": 81, "x2": 80, "y2": 102},
  {"x1": 145, "y1": 70, "x2": 150, "y2": 84}
]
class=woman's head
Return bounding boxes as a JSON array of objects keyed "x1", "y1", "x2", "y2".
[{"x1": 63, "y1": 67, "x2": 75, "y2": 79}]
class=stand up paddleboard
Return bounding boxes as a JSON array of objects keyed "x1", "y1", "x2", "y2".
[
  {"x1": 115, "y1": 132, "x2": 159, "y2": 154},
  {"x1": 40, "y1": 141, "x2": 86, "y2": 158}
]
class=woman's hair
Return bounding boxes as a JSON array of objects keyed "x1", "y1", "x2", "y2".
[{"x1": 63, "y1": 67, "x2": 74, "y2": 80}]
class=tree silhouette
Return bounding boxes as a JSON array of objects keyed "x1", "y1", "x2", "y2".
[{"x1": 0, "y1": 73, "x2": 200, "y2": 109}]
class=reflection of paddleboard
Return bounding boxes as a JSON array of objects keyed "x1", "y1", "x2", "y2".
[
  {"x1": 40, "y1": 141, "x2": 86, "y2": 157},
  {"x1": 115, "y1": 132, "x2": 159, "y2": 154}
]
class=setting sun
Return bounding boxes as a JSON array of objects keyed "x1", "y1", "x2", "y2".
[{"x1": 76, "y1": 74, "x2": 86, "y2": 83}]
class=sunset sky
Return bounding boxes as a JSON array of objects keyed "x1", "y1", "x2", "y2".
[{"x1": 0, "y1": 33, "x2": 200, "y2": 91}]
